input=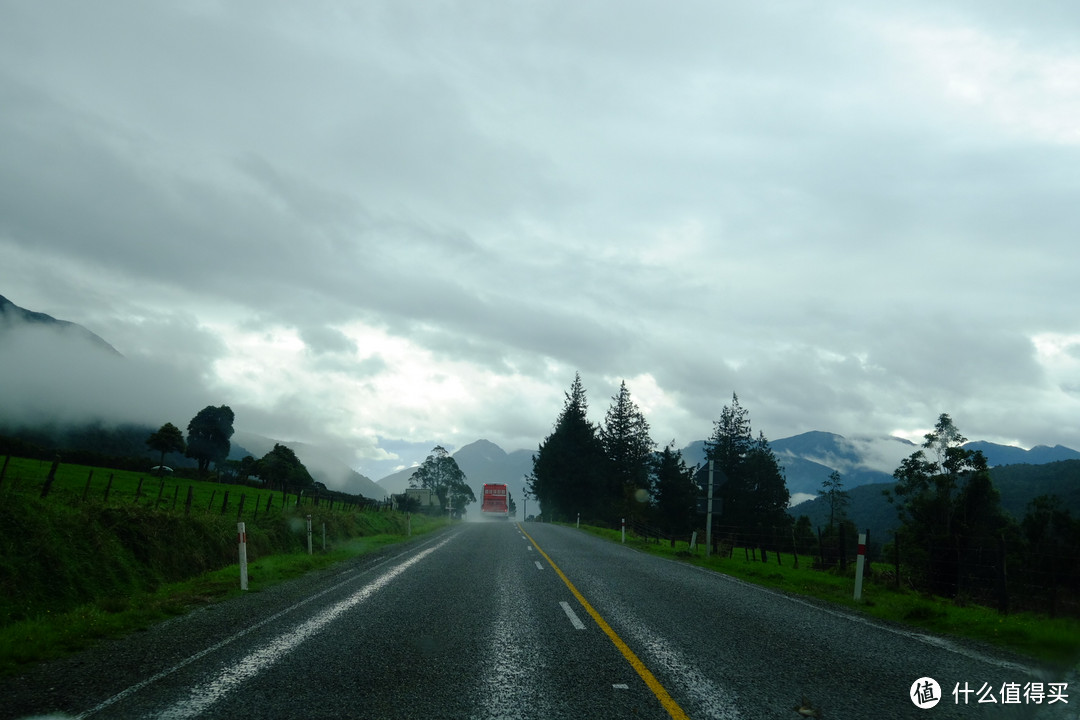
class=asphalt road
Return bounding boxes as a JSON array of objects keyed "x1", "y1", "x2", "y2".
[{"x1": 1, "y1": 522, "x2": 1074, "y2": 719}]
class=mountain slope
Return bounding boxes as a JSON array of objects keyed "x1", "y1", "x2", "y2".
[
  {"x1": 0, "y1": 294, "x2": 121, "y2": 356},
  {"x1": 963, "y1": 441, "x2": 1080, "y2": 466},
  {"x1": 232, "y1": 431, "x2": 385, "y2": 499},
  {"x1": 790, "y1": 460, "x2": 1080, "y2": 543},
  {"x1": 682, "y1": 432, "x2": 913, "y2": 497}
]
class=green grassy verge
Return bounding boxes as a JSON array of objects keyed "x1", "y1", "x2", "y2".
[
  {"x1": 0, "y1": 469, "x2": 447, "y2": 678},
  {"x1": 576, "y1": 524, "x2": 1080, "y2": 671}
]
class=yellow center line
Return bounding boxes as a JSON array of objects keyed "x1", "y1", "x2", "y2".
[{"x1": 518, "y1": 524, "x2": 691, "y2": 720}]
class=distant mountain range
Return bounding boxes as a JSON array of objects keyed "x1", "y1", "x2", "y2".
[
  {"x1": 374, "y1": 432, "x2": 1080, "y2": 529},
  {"x1": 375, "y1": 439, "x2": 535, "y2": 511},
  {"x1": 0, "y1": 294, "x2": 121, "y2": 355},
  {"x1": 683, "y1": 430, "x2": 1080, "y2": 499},
  {"x1": 772, "y1": 432, "x2": 1080, "y2": 542}
]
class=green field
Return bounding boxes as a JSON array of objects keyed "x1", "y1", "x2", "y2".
[
  {"x1": 578, "y1": 524, "x2": 1080, "y2": 671},
  {"x1": 0, "y1": 455, "x2": 444, "y2": 677},
  {"x1": 1, "y1": 455, "x2": 333, "y2": 515}
]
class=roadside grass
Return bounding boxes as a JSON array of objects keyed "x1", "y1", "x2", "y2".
[
  {"x1": 0, "y1": 465, "x2": 449, "y2": 678},
  {"x1": 575, "y1": 524, "x2": 1080, "y2": 671}
]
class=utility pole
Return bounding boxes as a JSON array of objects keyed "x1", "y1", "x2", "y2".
[{"x1": 706, "y1": 460, "x2": 714, "y2": 557}]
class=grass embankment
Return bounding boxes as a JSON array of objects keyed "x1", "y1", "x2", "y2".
[
  {"x1": 0, "y1": 457, "x2": 445, "y2": 677},
  {"x1": 578, "y1": 525, "x2": 1080, "y2": 671}
]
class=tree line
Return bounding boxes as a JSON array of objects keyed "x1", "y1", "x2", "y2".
[
  {"x1": 528, "y1": 375, "x2": 1080, "y2": 614},
  {"x1": 145, "y1": 405, "x2": 317, "y2": 494},
  {"x1": 527, "y1": 374, "x2": 789, "y2": 541}
]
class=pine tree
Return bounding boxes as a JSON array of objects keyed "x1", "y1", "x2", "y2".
[
  {"x1": 702, "y1": 395, "x2": 789, "y2": 549},
  {"x1": 528, "y1": 373, "x2": 607, "y2": 523},
  {"x1": 704, "y1": 393, "x2": 753, "y2": 480},
  {"x1": 600, "y1": 380, "x2": 655, "y2": 522},
  {"x1": 652, "y1": 442, "x2": 698, "y2": 536}
]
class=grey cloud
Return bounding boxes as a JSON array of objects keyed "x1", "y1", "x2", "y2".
[
  {"x1": 300, "y1": 325, "x2": 357, "y2": 356},
  {"x1": 3, "y1": 1, "x2": 1079, "y2": 464}
]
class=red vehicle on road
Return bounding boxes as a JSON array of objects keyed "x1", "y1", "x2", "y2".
[{"x1": 481, "y1": 483, "x2": 509, "y2": 519}]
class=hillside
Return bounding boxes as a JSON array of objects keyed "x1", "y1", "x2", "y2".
[
  {"x1": 789, "y1": 460, "x2": 1080, "y2": 543},
  {"x1": 0, "y1": 294, "x2": 121, "y2": 356},
  {"x1": 683, "y1": 432, "x2": 912, "y2": 497},
  {"x1": 231, "y1": 431, "x2": 386, "y2": 500},
  {"x1": 964, "y1": 441, "x2": 1080, "y2": 466}
]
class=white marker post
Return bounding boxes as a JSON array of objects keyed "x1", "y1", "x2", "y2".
[
  {"x1": 621, "y1": 517, "x2": 626, "y2": 544},
  {"x1": 306, "y1": 514, "x2": 313, "y2": 555},
  {"x1": 854, "y1": 532, "x2": 867, "y2": 600},
  {"x1": 237, "y1": 522, "x2": 248, "y2": 591},
  {"x1": 576, "y1": 513, "x2": 580, "y2": 529}
]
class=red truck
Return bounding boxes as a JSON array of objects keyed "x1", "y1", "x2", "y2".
[{"x1": 481, "y1": 483, "x2": 509, "y2": 519}]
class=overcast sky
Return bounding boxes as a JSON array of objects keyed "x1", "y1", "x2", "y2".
[{"x1": 2, "y1": 1, "x2": 1079, "y2": 480}]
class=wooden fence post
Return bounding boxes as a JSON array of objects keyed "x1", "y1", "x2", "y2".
[
  {"x1": 40, "y1": 457, "x2": 61, "y2": 499},
  {"x1": 997, "y1": 534, "x2": 1009, "y2": 614},
  {"x1": 208, "y1": 489, "x2": 216, "y2": 511},
  {"x1": 894, "y1": 530, "x2": 901, "y2": 590},
  {"x1": 171, "y1": 485, "x2": 179, "y2": 510},
  {"x1": 236, "y1": 494, "x2": 246, "y2": 522},
  {"x1": 185, "y1": 485, "x2": 193, "y2": 516},
  {"x1": 0, "y1": 455, "x2": 9, "y2": 489},
  {"x1": 839, "y1": 523, "x2": 848, "y2": 572},
  {"x1": 155, "y1": 480, "x2": 165, "y2": 507},
  {"x1": 104, "y1": 473, "x2": 114, "y2": 503},
  {"x1": 220, "y1": 490, "x2": 230, "y2": 514},
  {"x1": 134, "y1": 477, "x2": 144, "y2": 503},
  {"x1": 82, "y1": 470, "x2": 94, "y2": 502}
]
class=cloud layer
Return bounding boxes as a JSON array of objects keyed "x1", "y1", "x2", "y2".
[{"x1": 2, "y1": 1, "x2": 1079, "y2": 479}]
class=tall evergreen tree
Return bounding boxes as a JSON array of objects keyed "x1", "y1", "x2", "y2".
[
  {"x1": 702, "y1": 395, "x2": 789, "y2": 548},
  {"x1": 528, "y1": 373, "x2": 607, "y2": 523},
  {"x1": 741, "y1": 432, "x2": 791, "y2": 531},
  {"x1": 600, "y1": 380, "x2": 655, "y2": 522},
  {"x1": 704, "y1": 393, "x2": 753, "y2": 480},
  {"x1": 652, "y1": 442, "x2": 699, "y2": 537},
  {"x1": 703, "y1": 393, "x2": 753, "y2": 526}
]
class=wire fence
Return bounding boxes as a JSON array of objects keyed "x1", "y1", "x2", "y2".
[
  {"x1": 0, "y1": 455, "x2": 390, "y2": 521},
  {"x1": 619, "y1": 516, "x2": 1080, "y2": 618}
]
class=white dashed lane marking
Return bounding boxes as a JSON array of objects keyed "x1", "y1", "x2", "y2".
[{"x1": 559, "y1": 601, "x2": 586, "y2": 630}]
